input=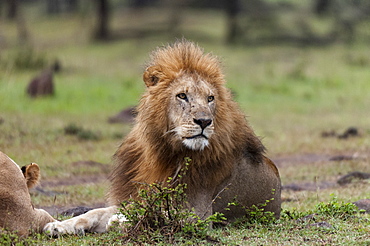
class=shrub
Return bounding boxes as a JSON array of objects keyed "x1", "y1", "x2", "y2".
[
  {"x1": 64, "y1": 123, "x2": 101, "y2": 141},
  {"x1": 64, "y1": 123, "x2": 83, "y2": 135},
  {"x1": 116, "y1": 158, "x2": 225, "y2": 244},
  {"x1": 313, "y1": 195, "x2": 361, "y2": 219},
  {"x1": 282, "y1": 195, "x2": 363, "y2": 222}
]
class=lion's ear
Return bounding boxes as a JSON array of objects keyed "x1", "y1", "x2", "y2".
[{"x1": 143, "y1": 65, "x2": 162, "y2": 87}]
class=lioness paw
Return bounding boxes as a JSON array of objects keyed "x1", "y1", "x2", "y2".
[
  {"x1": 43, "y1": 206, "x2": 119, "y2": 235},
  {"x1": 44, "y1": 221, "x2": 85, "y2": 237},
  {"x1": 107, "y1": 213, "x2": 127, "y2": 229}
]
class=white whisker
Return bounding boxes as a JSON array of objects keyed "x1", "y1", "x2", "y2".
[{"x1": 163, "y1": 127, "x2": 179, "y2": 137}]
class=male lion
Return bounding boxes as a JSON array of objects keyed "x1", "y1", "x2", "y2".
[
  {"x1": 44, "y1": 40, "x2": 281, "y2": 236},
  {"x1": 0, "y1": 151, "x2": 55, "y2": 236}
]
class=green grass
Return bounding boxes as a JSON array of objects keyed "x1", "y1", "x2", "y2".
[{"x1": 1, "y1": 4, "x2": 370, "y2": 245}]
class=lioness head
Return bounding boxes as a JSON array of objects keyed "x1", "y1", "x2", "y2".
[{"x1": 141, "y1": 40, "x2": 230, "y2": 151}]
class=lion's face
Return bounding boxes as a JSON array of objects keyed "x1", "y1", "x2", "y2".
[{"x1": 166, "y1": 75, "x2": 216, "y2": 151}]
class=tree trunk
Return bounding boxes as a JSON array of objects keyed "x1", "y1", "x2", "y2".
[
  {"x1": 47, "y1": 0, "x2": 61, "y2": 14},
  {"x1": 94, "y1": 0, "x2": 110, "y2": 40},
  {"x1": 166, "y1": 0, "x2": 183, "y2": 35},
  {"x1": 66, "y1": 0, "x2": 79, "y2": 12},
  {"x1": 7, "y1": 0, "x2": 29, "y2": 43},
  {"x1": 314, "y1": 0, "x2": 331, "y2": 16},
  {"x1": 17, "y1": 10, "x2": 29, "y2": 43},
  {"x1": 7, "y1": 0, "x2": 18, "y2": 19},
  {"x1": 225, "y1": 0, "x2": 240, "y2": 44}
]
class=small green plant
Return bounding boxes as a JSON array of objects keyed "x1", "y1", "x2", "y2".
[
  {"x1": 0, "y1": 231, "x2": 20, "y2": 246},
  {"x1": 281, "y1": 208, "x2": 309, "y2": 221},
  {"x1": 0, "y1": 230, "x2": 42, "y2": 246},
  {"x1": 227, "y1": 189, "x2": 278, "y2": 227},
  {"x1": 116, "y1": 157, "x2": 225, "y2": 244},
  {"x1": 282, "y1": 195, "x2": 363, "y2": 222},
  {"x1": 64, "y1": 123, "x2": 83, "y2": 135},
  {"x1": 313, "y1": 195, "x2": 361, "y2": 219},
  {"x1": 246, "y1": 202, "x2": 276, "y2": 224},
  {"x1": 228, "y1": 198, "x2": 277, "y2": 227}
]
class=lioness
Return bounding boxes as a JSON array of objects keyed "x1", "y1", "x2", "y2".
[
  {"x1": 44, "y1": 40, "x2": 281, "y2": 236},
  {"x1": 0, "y1": 151, "x2": 55, "y2": 236}
]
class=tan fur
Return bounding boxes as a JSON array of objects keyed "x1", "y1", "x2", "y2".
[
  {"x1": 21, "y1": 163, "x2": 40, "y2": 189},
  {"x1": 0, "y1": 152, "x2": 55, "y2": 236},
  {"x1": 108, "y1": 40, "x2": 281, "y2": 220}
]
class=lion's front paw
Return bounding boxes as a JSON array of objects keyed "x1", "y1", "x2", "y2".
[{"x1": 43, "y1": 221, "x2": 85, "y2": 237}]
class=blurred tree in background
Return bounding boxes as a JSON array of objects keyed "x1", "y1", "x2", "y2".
[
  {"x1": 1, "y1": 0, "x2": 370, "y2": 45},
  {"x1": 225, "y1": 0, "x2": 241, "y2": 44},
  {"x1": 2, "y1": 0, "x2": 29, "y2": 43},
  {"x1": 94, "y1": 0, "x2": 110, "y2": 40},
  {"x1": 46, "y1": 0, "x2": 79, "y2": 14},
  {"x1": 6, "y1": 0, "x2": 18, "y2": 19}
]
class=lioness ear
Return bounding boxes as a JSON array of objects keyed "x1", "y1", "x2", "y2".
[
  {"x1": 143, "y1": 65, "x2": 162, "y2": 87},
  {"x1": 21, "y1": 163, "x2": 40, "y2": 189}
]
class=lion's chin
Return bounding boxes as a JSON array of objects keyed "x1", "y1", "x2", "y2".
[{"x1": 182, "y1": 138, "x2": 209, "y2": 151}]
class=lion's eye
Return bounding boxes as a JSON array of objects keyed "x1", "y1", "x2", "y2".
[
  {"x1": 208, "y1": 95, "x2": 214, "y2": 102},
  {"x1": 177, "y1": 93, "x2": 187, "y2": 101}
]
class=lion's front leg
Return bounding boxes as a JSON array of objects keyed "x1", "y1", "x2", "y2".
[
  {"x1": 187, "y1": 188, "x2": 214, "y2": 220},
  {"x1": 44, "y1": 206, "x2": 121, "y2": 236}
]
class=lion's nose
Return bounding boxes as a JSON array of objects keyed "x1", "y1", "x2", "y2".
[{"x1": 194, "y1": 118, "x2": 212, "y2": 130}]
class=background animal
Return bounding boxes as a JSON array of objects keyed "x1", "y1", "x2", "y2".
[{"x1": 26, "y1": 61, "x2": 60, "y2": 98}]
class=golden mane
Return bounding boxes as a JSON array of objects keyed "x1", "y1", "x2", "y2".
[
  {"x1": 143, "y1": 41, "x2": 225, "y2": 88},
  {"x1": 108, "y1": 40, "x2": 265, "y2": 205}
]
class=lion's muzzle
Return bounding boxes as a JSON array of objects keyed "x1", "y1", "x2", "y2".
[
  {"x1": 193, "y1": 118, "x2": 212, "y2": 130},
  {"x1": 181, "y1": 118, "x2": 213, "y2": 151}
]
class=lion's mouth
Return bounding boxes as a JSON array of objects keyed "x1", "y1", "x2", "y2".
[
  {"x1": 185, "y1": 134, "x2": 208, "y2": 140},
  {"x1": 182, "y1": 133, "x2": 210, "y2": 150}
]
